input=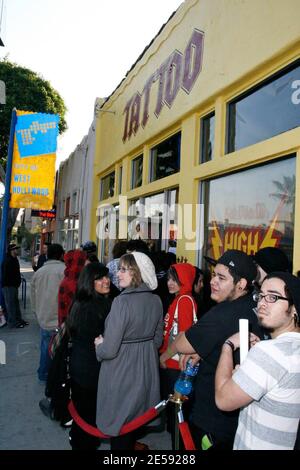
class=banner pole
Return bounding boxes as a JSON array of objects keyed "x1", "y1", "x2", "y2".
[{"x1": 0, "y1": 108, "x2": 17, "y2": 305}]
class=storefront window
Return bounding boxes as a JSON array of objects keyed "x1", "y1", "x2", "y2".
[
  {"x1": 97, "y1": 205, "x2": 119, "y2": 263},
  {"x1": 150, "y1": 132, "x2": 181, "y2": 182},
  {"x1": 201, "y1": 156, "x2": 295, "y2": 264},
  {"x1": 200, "y1": 112, "x2": 215, "y2": 163},
  {"x1": 100, "y1": 171, "x2": 115, "y2": 200},
  {"x1": 59, "y1": 216, "x2": 79, "y2": 250},
  {"x1": 131, "y1": 155, "x2": 143, "y2": 189},
  {"x1": 128, "y1": 198, "x2": 146, "y2": 240},
  {"x1": 227, "y1": 61, "x2": 300, "y2": 152},
  {"x1": 128, "y1": 189, "x2": 178, "y2": 253},
  {"x1": 72, "y1": 192, "x2": 78, "y2": 214},
  {"x1": 65, "y1": 197, "x2": 70, "y2": 217}
]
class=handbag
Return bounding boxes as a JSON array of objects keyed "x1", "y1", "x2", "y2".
[
  {"x1": 168, "y1": 295, "x2": 197, "y2": 361},
  {"x1": 48, "y1": 322, "x2": 68, "y2": 360},
  {"x1": 45, "y1": 328, "x2": 72, "y2": 426}
]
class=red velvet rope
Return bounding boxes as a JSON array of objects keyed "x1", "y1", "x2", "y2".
[
  {"x1": 69, "y1": 400, "x2": 195, "y2": 450},
  {"x1": 68, "y1": 400, "x2": 158, "y2": 438},
  {"x1": 178, "y1": 421, "x2": 196, "y2": 450},
  {"x1": 68, "y1": 401, "x2": 108, "y2": 438}
]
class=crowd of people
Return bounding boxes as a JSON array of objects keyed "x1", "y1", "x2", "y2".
[{"x1": 1, "y1": 238, "x2": 299, "y2": 450}]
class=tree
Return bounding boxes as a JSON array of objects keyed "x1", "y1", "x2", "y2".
[
  {"x1": 0, "y1": 57, "x2": 67, "y2": 172},
  {"x1": 270, "y1": 175, "x2": 295, "y2": 221}
]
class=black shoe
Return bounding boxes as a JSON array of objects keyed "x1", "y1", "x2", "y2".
[
  {"x1": 20, "y1": 320, "x2": 29, "y2": 326},
  {"x1": 39, "y1": 398, "x2": 55, "y2": 419},
  {"x1": 15, "y1": 322, "x2": 25, "y2": 328}
]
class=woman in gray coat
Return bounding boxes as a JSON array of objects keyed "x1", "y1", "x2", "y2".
[{"x1": 95, "y1": 252, "x2": 163, "y2": 450}]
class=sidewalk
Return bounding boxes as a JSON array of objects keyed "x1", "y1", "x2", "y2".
[{"x1": 0, "y1": 260, "x2": 171, "y2": 450}]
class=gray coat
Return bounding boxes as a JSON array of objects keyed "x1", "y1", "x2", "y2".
[{"x1": 96, "y1": 283, "x2": 163, "y2": 436}]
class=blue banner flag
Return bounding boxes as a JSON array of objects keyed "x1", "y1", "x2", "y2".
[{"x1": 15, "y1": 113, "x2": 60, "y2": 158}]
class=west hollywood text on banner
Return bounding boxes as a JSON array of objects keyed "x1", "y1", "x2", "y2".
[{"x1": 10, "y1": 110, "x2": 60, "y2": 209}]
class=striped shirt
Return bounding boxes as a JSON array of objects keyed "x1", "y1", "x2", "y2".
[{"x1": 233, "y1": 332, "x2": 300, "y2": 450}]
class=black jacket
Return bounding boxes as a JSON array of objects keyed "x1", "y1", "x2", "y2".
[
  {"x1": 68, "y1": 294, "x2": 112, "y2": 390},
  {"x1": 2, "y1": 254, "x2": 21, "y2": 288}
]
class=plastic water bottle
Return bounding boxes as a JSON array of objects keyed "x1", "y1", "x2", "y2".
[{"x1": 174, "y1": 359, "x2": 199, "y2": 397}]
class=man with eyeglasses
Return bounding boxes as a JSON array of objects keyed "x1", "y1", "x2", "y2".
[
  {"x1": 215, "y1": 272, "x2": 300, "y2": 450},
  {"x1": 160, "y1": 249, "x2": 265, "y2": 450}
]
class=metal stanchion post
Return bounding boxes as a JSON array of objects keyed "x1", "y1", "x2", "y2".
[
  {"x1": 21, "y1": 276, "x2": 27, "y2": 309},
  {"x1": 169, "y1": 391, "x2": 187, "y2": 451},
  {"x1": 174, "y1": 402, "x2": 180, "y2": 450},
  {"x1": 24, "y1": 278, "x2": 26, "y2": 309}
]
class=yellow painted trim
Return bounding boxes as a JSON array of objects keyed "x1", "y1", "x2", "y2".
[
  {"x1": 192, "y1": 127, "x2": 300, "y2": 181},
  {"x1": 293, "y1": 150, "x2": 300, "y2": 273}
]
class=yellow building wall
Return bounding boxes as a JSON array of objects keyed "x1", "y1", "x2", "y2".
[{"x1": 91, "y1": 0, "x2": 300, "y2": 270}]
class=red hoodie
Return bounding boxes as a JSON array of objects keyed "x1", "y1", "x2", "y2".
[
  {"x1": 58, "y1": 249, "x2": 87, "y2": 326},
  {"x1": 160, "y1": 263, "x2": 197, "y2": 370}
]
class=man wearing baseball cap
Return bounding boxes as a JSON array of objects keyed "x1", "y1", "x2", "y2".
[
  {"x1": 160, "y1": 249, "x2": 264, "y2": 450},
  {"x1": 2, "y1": 243, "x2": 28, "y2": 328},
  {"x1": 253, "y1": 246, "x2": 291, "y2": 286}
]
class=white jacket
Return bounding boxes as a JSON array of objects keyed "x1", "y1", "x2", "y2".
[{"x1": 31, "y1": 260, "x2": 65, "y2": 330}]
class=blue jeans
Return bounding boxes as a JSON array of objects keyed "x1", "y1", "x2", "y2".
[{"x1": 37, "y1": 328, "x2": 54, "y2": 382}]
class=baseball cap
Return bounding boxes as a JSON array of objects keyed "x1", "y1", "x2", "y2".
[
  {"x1": 205, "y1": 249, "x2": 257, "y2": 283},
  {"x1": 264, "y1": 272, "x2": 300, "y2": 316},
  {"x1": 81, "y1": 241, "x2": 97, "y2": 253},
  {"x1": 8, "y1": 243, "x2": 20, "y2": 251},
  {"x1": 203, "y1": 255, "x2": 216, "y2": 266},
  {"x1": 253, "y1": 247, "x2": 290, "y2": 273}
]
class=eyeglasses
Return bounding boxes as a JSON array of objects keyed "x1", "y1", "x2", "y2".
[
  {"x1": 253, "y1": 292, "x2": 289, "y2": 304},
  {"x1": 118, "y1": 267, "x2": 131, "y2": 273}
]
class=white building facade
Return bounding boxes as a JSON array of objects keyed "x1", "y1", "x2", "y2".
[{"x1": 54, "y1": 100, "x2": 99, "y2": 250}]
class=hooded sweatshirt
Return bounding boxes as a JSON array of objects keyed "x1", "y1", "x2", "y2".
[
  {"x1": 160, "y1": 263, "x2": 197, "y2": 370},
  {"x1": 58, "y1": 249, "x2": 87, "y2": 326}
]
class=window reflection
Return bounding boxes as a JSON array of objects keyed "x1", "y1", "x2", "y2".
[
  {"x1": 131, "y1": 155, "x2": 143, "y2": 189},
  {"x1": 127, "y1": 189, "x2": 178, "y2": 252},
  {"x1": 227, "y1": 61, "x2": 300, "y2": 152},
  {"x1": 150, "y1": 133, "x2": 181, "y2": 182},
  {"x1": 100, "y1": 172, "x2": 115, "y2": 200},
  {"x1": 200, "y1": 112, "x2": 215, "y2": 163},
  {"x1": 118, "y1": 166, "x2": 123, "y2": 194},
  {"x1": 203, "y1": 157, "x2": 295, "y2": 263}
]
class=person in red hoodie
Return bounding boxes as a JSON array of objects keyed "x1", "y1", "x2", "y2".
[
  {"x1": 58, "y1": 249, "x2": 87, "y2": 326},
  {"x1": 160, "y1": 262, "x2": 197, "y2": 449}
]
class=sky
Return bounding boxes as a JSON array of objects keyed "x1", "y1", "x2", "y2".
[{"x1": 0, "y1": 0, "x2": 183, "y2": 169}]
